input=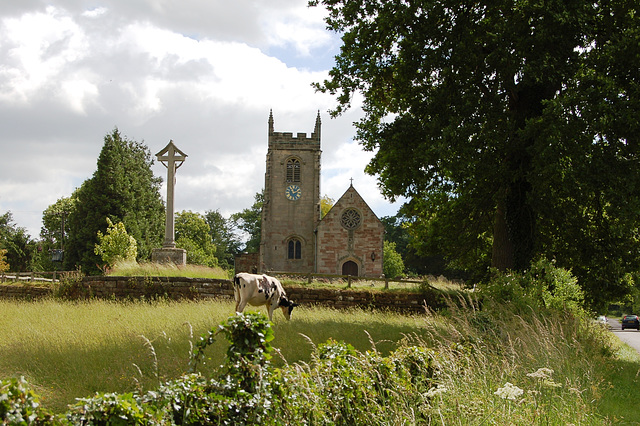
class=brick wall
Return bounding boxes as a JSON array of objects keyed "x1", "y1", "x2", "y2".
[{"x1": 0, "y1": 277, "x2": 439, "y2": 312}]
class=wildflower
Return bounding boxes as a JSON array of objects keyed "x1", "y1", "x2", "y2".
[
  {"x1": 527, "y1": 367, "x2": 561, "y2": 388},
  {"x1": 526, "y1": 367, "x2": 554, "y2": 380},
  {"x1": 495, "y1": 382, "x2": 524, "y2": 400},
  {"x1": 425, "y1": 384, "x2": 447, "y2": 398}
]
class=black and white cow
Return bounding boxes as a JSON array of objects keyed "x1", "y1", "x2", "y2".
[{"x1": 233, "y1": 272, "x2": 298, "y2": 321}]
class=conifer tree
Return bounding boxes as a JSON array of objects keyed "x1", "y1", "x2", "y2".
[{"x1": 65, "y1": 129, "x2": 164, "y2": 273}]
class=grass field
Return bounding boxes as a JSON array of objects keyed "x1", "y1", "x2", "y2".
[
  {"x1": 2, "y1": 296, "x2": 640, "y2": 423},
  {"x1": 0, "y1": 298, "x2": 431, "y2": 413}
]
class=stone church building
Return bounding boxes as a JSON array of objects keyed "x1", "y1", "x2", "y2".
[{"x1": 237, "y1": 111, "x2": 384, "y2": 277}]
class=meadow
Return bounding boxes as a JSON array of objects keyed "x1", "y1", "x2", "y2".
[
  {"x1": 2, "y1": 293, "x2": 640, "y2": 424},
  {"x1": 0, "y1": 297, "x2": 428, "y2": 414}
]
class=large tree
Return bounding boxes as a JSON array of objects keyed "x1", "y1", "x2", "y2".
[
  {"x1": 205, "y1": 209, "x2": 242, "y2": 269},
  {"x1": 0, "y1": 212, "x2": 33, "y2": 272},
  {"x1": 65, "y1": 129, "x2": 164, "y2": 273},
  {"x1": 312, "y1": 0, "x2": 640, "y2": 306},
  {"x1": 231, "y1": 192, "x2": 263, "y2": 254},
  {"x1": 175, "y1": 210, "x2": 218, "y2": 267}
]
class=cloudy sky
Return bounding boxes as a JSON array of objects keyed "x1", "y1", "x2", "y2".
[{"x1": 0, "y1": 0, "x2": 404, "y2": 240}]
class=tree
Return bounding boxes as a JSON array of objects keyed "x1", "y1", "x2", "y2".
[
  {"x1": 231, "y1": 192, "x2": 263, "y2": 253},
  {"x1": 320, "y1": 195, "x2": 335, "y2": 218},
  {"x1": 94, "y1": 218, "x2": 137, "y2": 267},
  {"x1": 0, "y1": 249, "x2": 9, "y2": 274},
  {"x1": 383, "y1": 240, "x2": 404, "y2": 279},
  {"x1": 312, "y1": 0, "x2": 640, "y2": 307},
  {"x1": 205, "y1": 209, "x2": 242, "y2": 269},
  {"x1": 65, "y1": 129, "x2": 164, "y2": 274},
  {"x1": 175, "y1": 210, "x2": 218, "y2": 267},
  {"x1": 32, "y1": 196, "x2": 77, "y2": 271},
  {"x1": 40, "y1": 196, "x2": 76, "y2": 249},
  {"x1": 0, "y1": 212, "x2": 33, "y2": 272}
]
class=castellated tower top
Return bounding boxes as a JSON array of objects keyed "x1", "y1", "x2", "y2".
[{"x1": 268, "y1": 110, "x2": 321, "y2": 147}]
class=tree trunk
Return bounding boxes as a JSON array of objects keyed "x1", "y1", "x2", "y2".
[{"x1": 491, "y1": 195, "x2": 514, "y2": 270}]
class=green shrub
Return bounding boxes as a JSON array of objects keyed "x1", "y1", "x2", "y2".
[
  {"x1": 94, "y1": 218, "x2": 137, "y2": 267},
  {"x1": 0, "y1": 376, "x2": 52, "y2": 425},
  {"x1": 67, "y1": 392, "x2": 150, "y2": 425},
  {"x1": 481, "y1": 257, "x2": 586, "y2": 316},
  {"x1": 383, "y1": 240, "x2": 405, "y2": 278}
]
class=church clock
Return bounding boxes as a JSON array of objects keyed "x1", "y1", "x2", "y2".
[{"x1": 285, "y1": 184, "x2": 301, "y2": 201}]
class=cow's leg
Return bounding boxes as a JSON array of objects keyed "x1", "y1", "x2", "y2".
[
  {"x1": 267, "y1": 300, "x2": 276, "y2": 321},
  {"x1": 236, "y1": 298, "x2": 248, "y2": 314}
]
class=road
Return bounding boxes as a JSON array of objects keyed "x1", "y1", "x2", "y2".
[{"x1": 608, "y1": 317, "x2": 640, "y2": 355}]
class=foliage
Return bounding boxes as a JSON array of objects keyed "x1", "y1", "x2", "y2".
[
  {"x1": 94, "y1": 218, "x2": 138, "y2": 267},
  {"x1": 65, "y1": 128, "x2": 164, "y2": 274},
  {"x1": 382, "y1": 240, "x2": 404, "y2": 278},
  {"x1": 231, "y1": 191, "x2": 263, "y2": 253},
  {"x1": 0, "y1": 376, "x2": 52, "y2": 424},
  {"x1": 67, "y1": 392, "x2": 150, "y2": 425},
  {"x1": 204, "y1": 209, "x2": 242, "y2": 269},
  {"x1": 0, "y1": 211, "x2": 34, "y2": 272},
  {"x1": 320, "y1": 195, "x2": 334, "y2": 218},
  {"x1": 481, "y1": 258, "x2": 586, "y2": 316},
  {"x1": 32, "y1": 196, "x2": 77, "y2": 272},
  {"x1": 175, "y1": 210, "x2": 218, "y2": 267},
  {"x1": 51, "y1": 269, "x2": 86, "y2": 299},
  {"x1": 0, "y1": 249, "x2": 9, "y2": 274},
  {"x1": 311, "y1": 0, "x2": 640, "y2": 307}
]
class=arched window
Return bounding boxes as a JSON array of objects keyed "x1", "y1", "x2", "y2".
[
  {"x1": 288, "y1": 239, "x2": 302, "y2": 259},
  {"x1": 286, "y1": 158, "x2": 301, "y2": 182}
]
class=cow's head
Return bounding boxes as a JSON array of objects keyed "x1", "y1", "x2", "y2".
[{"x1": 279, "y1": 297, "x2": 299, "y2": 320}]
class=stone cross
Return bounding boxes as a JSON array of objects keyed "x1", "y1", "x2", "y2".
[{"x1": 156, "y1": 140, "x2": 187, "y2": 248}]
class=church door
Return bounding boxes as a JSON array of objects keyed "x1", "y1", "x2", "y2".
[{"x1": 342, "y1": 261, "x2": 358, "y2": 276}]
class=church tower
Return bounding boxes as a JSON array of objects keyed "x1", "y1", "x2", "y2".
[{"x1": 259, "y1": 111, "x2": 322, "y2": 273}]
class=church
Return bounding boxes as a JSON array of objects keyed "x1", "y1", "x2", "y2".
[{"x1": 237, "y1": 111, "x2": 384, "y2": 277}]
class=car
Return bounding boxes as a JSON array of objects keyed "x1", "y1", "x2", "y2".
[
  {"x1": 596, "y1": 315, "x2": 608, "y2": 325},
  {"x1": 621, "y1": 314, "x2": 640, "y2": 330}
]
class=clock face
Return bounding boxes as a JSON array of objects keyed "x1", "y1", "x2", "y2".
[{"x1": 285, "y1": 184, "x2": 301, "y2": 201}]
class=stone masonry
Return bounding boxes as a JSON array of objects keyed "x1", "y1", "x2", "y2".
[{"x1": 316, "y1": 185, "x2": 384, "y2": 276}]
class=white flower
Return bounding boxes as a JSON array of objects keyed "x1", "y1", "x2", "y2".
[
  {"x1": 495, "y1": 382, "x2": 524, "y2": 400},
  {"x1": 425, "y1": 384, "x2": 448, "y2": 398},
  {"x1": 526, "y1": 367, "x2": 554, "y2": 380}
]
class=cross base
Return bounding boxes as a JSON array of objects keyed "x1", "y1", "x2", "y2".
[{"x1": 151, "y1": 247, "x2": 187, "y2": 265}]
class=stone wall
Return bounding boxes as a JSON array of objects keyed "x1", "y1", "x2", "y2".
[
  {"x1": 316, "y1": 185, "x2": 384, "y2": 277},
  {"x1": 0, "y1": 276, "x2": 439, "y2": 312}
]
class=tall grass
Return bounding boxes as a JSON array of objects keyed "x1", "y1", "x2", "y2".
[
  {"x1": 0, "y1": 298, "x2": 430, "y2": 413},
  {"x1": 107, "y1": 260, "x2": 230, "y2": 279},
  {"x1": 1, "y1": 295, "x2": 638, "y2": 423}
]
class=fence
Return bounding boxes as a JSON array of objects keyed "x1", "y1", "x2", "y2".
[{"x1": 0, "y1": 271, "x2": 76, "y2": 283}]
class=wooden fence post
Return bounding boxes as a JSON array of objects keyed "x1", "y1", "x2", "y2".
[
  {"x1": 347, "y1": 275, "x2": 352, "y2": 288},
  {"x1": 385, "y1": 277, "x2": 389, "y2": 289},
  {"x1": 307, "y1": 273, "x2": 312, "y2": 284}
]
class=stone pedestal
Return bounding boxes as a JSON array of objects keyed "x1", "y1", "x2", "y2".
[{"x1": 152, "y1": 247, "x2": 187, "y2": 265}]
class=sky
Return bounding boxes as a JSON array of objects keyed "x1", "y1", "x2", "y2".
[{"x1": 0, "y1": 0, "x2": 404, "y2": 240}]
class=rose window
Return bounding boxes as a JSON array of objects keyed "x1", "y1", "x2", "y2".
[{"x1": 341, "y1": 208, "x2": 361, "y2": 230}]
